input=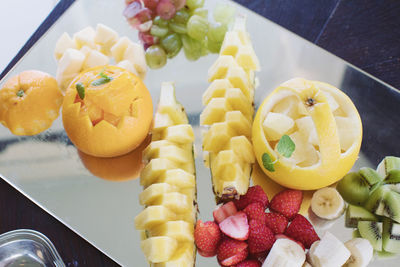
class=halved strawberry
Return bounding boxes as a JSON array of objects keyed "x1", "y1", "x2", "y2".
[
  {"x1": 217, "y1": 238, "x2": 248, "y2": 266},
  {"x1": 234, "y1": 185, "x2": 269, "y2": 210},
  {"x1": 243, "y1": 202, "x2": 266, "y2": 223},
  {"x1": 270, "y1": 189, "x2": 302, "y2": 220},
  {"x1": 247, "y1": 219, "x2": 276, "y2": 254},
  {"x1": 219, "y1": 211, "x2": 249, "y2": 241},
  {"x1": 213, "y1": 201, "x2": 238, "y2": 224},
  {"x1": 275, "y1": 234, "x2": 305, "y2": 251},
  {"x1": 194, "y1": 220, "x2": 221, "y2": 254},
  {"x1": 284, "y1": 214, "x2": 319, "y2": 249},
  {"x1": 236, "y1": 259, "x2": 262, "y2": 267},
  {"x1": 264, "y1": 212, "x2": 288, "y2": 234}
]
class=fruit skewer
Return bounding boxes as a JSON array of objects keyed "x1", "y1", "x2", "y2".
[
  {"x1": 134, "y1": 82, "x2": 197, "y2": 266},
  {"x1": 200, "y1": 15, "x2": 259, "y2": 202}
]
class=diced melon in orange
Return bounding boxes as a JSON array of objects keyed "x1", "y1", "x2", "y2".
[{"x1": 263, "y1": 112, "x2": 294, "y2": 141}]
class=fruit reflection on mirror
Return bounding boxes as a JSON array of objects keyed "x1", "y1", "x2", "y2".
[
  {"x1": 54, "y1": 24, "x2": 147, "y2": 91},
  {"x1": 0, "y1": 70, "x2": 63, "y2": 136},
  {"x1": 62, "y1": 65, "x2": 153, "y2": 157},
  {"x1": 201, "y1": 16, "x2": 259, "y2": 201},
  {"x1": 135, "y1": 82, "x2": 197, "y2": 265},
  {"x1": 252, "y1": 77, "x2": 363, "y2": 190}
]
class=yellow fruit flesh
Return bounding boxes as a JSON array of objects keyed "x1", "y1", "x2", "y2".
[
  {"x1": 135, "y1": 82, "x2": 196, "y2": 265},
  {"x1": 252, "y1": 78, "x2": 362, "y2": 190},
  {"x1": 201, "y1": 17, "x2": 258, "y2": 201}
]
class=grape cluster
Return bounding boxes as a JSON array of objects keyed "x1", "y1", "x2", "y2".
[{"x1": 123, "y1": 0, "x2": 235, "y2": 69}]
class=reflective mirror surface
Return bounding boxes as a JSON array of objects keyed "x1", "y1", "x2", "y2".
[{"x1": 0, "y1": 0, "x2": 399, "y2": 266}]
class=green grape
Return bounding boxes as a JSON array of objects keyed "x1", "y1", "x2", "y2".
[
  {"x1": 192, "y1": 7, "x2": 208, "y2": 18},
  {"x1": 182, "y1": 34, "x2": 202, "y2": 61},
  {"x1": 186, "y1": 0, "x2": 204, "y2": 10},
  {"x1": 187, "y1": 15, "x2": 209, "y2": 41},
  {"x1": 161, "y1": 33, "x2": 182, "y2": 58},
  {"x1": 169, "y1": 22, "x2": 187, "y2": 34},
  {"x1": 213, "y1": 4, "x2": 235, "y2": 26},
  {"x1": 200, "y1": 39, "x2": 209, "y2": 56},
  {"x1": 207, "y1": 22, "x2": 227, "y2": 43},
  {"x1": 153, "y1": 16, "x2": 169, "y2": 28},
  {"x1": 145, "y1": 45, "x2": 167, "y2": 69},
  {"x1": 207, "y1": 39, "x2": 222, "y2": 53},
  {"x1": 172, "y1": 9, "x2": 190, "y2": 24},
  {"x1": 150, "y1": 25, "x2": 169, "y2": 37}
]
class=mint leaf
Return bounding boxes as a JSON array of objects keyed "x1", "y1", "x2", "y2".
[
  {"x1": 16, "y1": 89, "x2": 24, "y2": 97},
  {"x1": 277, "y1": 135, "x2": 295, "y2": 158},
  {"x1": 262, "y1": 153, "x2": 275, "y2": 172},
  {"x1": 76, "y1": 82, "x2": 85, "y2": 100},
  {"x1": 91, "y1": 72, "x2": 113, "y2": 86},
  {"x1": 99, "y1": 71, "x2": 109, "y2": 79}
]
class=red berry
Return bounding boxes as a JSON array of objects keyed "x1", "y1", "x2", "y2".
[
  {"x1": 217, "y1": 238, "x2": 248, "y2": 266},
  {"x1": 275, "y1": 234, "x2": 305, "y2": 251},
  {"x1": 264, "y1": 212, "x2": 288, "y2": 234},
  {"x1": 284, "y1": 214, "x2": 320, "y2": 249},
  {"x1": 243, "y1": 202, "x2": 266, "y2": 223},
  {"x1": 247, "y1": 220, "x2": 276, "y2": 254},
  {"x1": 236, "y1": 259, "x2": 262, "y2": 267},
  {"x1": 197, "y1": 248, "x2": 216, "y2": 257},
  {"x1": 213, "y1": 201, "x2": 238, "y2": 224},
  {"x1": 270, "y1": 189, "x2": 302, "y2": 220},
  {"x1": 194, "y1": 220, "x2": 221, "y2": 254},
  {"x1": 234, "y1": 185, "x2": 269, "y2": 210},
  {"x1": 219, "y1": 211, "x2": 249, "y2": 241}
]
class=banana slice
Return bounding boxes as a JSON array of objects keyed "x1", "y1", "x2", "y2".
[
  {"x1": 311, "y1": 187, "x2": 345, "y2": 220},
  {"x1": 344, "y1": 238, "x2": 373, "y2": 267},
  {"x1": 308, "y1": 208, "x2": 335, "y2": 230},
  {"x1": 263, "y1": 238, "x2": 305, "y2": 267}
]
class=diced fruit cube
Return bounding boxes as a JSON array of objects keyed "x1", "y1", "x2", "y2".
[
  {"x1": 116, "y1": 59, "x2": 139, "y2": 76},
  {"x1": 144, "y1": 145, "x2": 192, "y2": 164},
  {"x1": 295, "y1": 116, "x2": 319, "y2": 146},
  {"x1": 162, "y1": 124, "x2": 194, "y2": 144},
  {"x1": 141, "y1": 236, "x2": 178, "y2": 263},
  {"x1": 152, "y1": 192, "x2": 192, "y2": 214},
  {"x1": 140, "y1": 158, "x2": 179, "y2": 187},
  {"x1": 150, "y1": 220, "x2": 194, "y2": 243},
  {"x1": 111, "y1": 36, "x2": 131, "y2": 62},
  {"x1": 203, "y1": 122, "x2": 235, "y2": 152},
  {"x1": 155, "y1": 169, "x2": 195, "y2": 189},
  {"x1": 153, "y1": 113, "x2": 174, "y2": 134},
  {"x1": 235, "y1": 44, "x2": 260, "y2": 71},
  {"x1": 225, "y1": 111, "x2": 251, "y2": 138},
  {"x1": 202, "y1": 79, "x2": 233, "y2": 105},
  {"x1": 152, "y1": 242, "x2": 195, "y2": 266},
  {"x1": 286, "y1": 131, "x2": 319, "y2": 166},
  {"x1": 200, "y1": 98, "x2": 231, "y2": 125},
  {"x1": 263, "y1": 112, "x2": 294, "y2": 141},
  {"x1": 82, "y1": 49, "x2": 109, "y2": 69},
  {"x1": 134, "y1": 205, "x2": 176, "y2": 230},
  {"x1": 335, "y1": 116, "x2": 358, "y2": 151},
  {"x1": 94, "y1": 23, "x2": 119, "y2": 55},
  {"x1": 224, "y1": 66, "x2": 252, "y2": 100},
  {"x1": 220, "y1": 31, "x2": 242, "y2": 56},
  {"x1": 224, "y1": 136, "x2": 255, "y2": 163},
  {"x1": 56, "y1": 48, "x2": 85, "y2": 90},
  {"x1": 54, "y1": 32, "x2": 76, "y2": 60},
  {"x1": 225, "y1": 88, "x2": 253, "y2": 119},
  {"x1": 139, "y1": 183, "x2": 177, "y2": 206},
  {"x1": 73, "y1": 26, "x2": 96, "y2": 49},
  {"x1": 323, "y1": 92, "x2": 339, "y2": 112},
  {"x1": 208, "y1": 55, "x2": 240, "y2": 82},
  {"x1": 123, "y1": 42, "x2": 147, "y2": 79}
]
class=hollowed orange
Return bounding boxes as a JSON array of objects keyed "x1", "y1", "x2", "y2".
[{"x1": 62, "y1": 65, "x2": 153, "y2": 157}]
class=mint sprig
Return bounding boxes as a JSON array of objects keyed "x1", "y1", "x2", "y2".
[
  {"x1": 261, "y1": 134, "x2": 295, "y2": 172},
  {"x1": 76, "y1": 82, "x2": 85, "y2": 100},
  {"x1": 91, "y1": 72, "x2": 113, "y2": 86}
]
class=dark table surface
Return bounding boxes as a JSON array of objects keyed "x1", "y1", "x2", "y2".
[{"x1": 1, "y1": 0, "x2": 399, "y2": 266}]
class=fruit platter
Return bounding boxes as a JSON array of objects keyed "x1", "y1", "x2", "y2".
[{"x1": 0, "y1": 0, "x2": 400, "y2": 266}]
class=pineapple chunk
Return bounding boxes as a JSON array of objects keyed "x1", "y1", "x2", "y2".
[
  {"x1": 287, "y1": 131, "x2": 319, "y2": 166},
  {"x1": 203, "y1": 122, "x2": 235, "y2": 153},
  {"x1": 272, "y1": 96, "x2": 303, "y2": 119},
  {"x1": 155, "y1": 169, "x2": 195, "y2": 189},
  {"x1": 153, "y1": 113, "x2": 174, "y2": 133},
  {"x1": 324, "y1": 91, "x2": 339, "y2": 112},
  {"x1": 263, "y1": 112, "x2": 294, "y2": 141},
  {"x1": 202, "y1": 79, "x2": 233, "y2": 105},
  {"x1": 150, "y1": 221, "x2": 194, "y2": 242},
  {"x1": 116, "y1": 59, "x2": 140, "y2": 77},
  {"x1": 141, "y1": 236, "x2": 178, "y2": 263},
  {"x1": 150, "y1": 192, "x2": 191, "y2": 214},
  {"x1": 162, "y1": 124, "x2": 194, "y2": 144},
  {"x1": 123, "y1": 42, "x2": 147, "y2": 79},
  {"x1": 158, "y1": 82, "x2": 189, "y2": 125},
  {"x1": 225, "y1": 111, "x2": 251, "y2": 138},
  {"x1": 140, "y1": 158, "x2": 179, "y2": 187},
  {"x1": 235, "y1": 44, "x2": 260, "y2": 71},
  {"x1": 144, "y1": 145, "x2": 192, "y2": 165},
  {"x1": 212, "y1": 153, "x2": 244, "y2": 181},
  {"x1": 200, "y1": 98, "x2": 231, "y2": 125},
  {"x1": 73, "y1": 26, "x2": 96, "y2": 49},
  {"x1": 94, "y1": 23, "x2": 119, "y2": 56},
  {"x1": 139, "y1": 183, "x2": 177, "y2": 206},
  {"x1": 295, "y1": 116, "x2": 319, "y2": 146},
  {"x1": 225, "y1": 88, "x2": 253, "y2": 119},
  {"x1": 220, "y1": 31, "x2": 242, "y2": 56},
  {"x1": 208, "y1": 55, "x2": 240, "y2": 82},
  {"x1": 111, "y1": 36, "x2": 131, "y2": 62},
  {"x1": 225, "y1": 66, "x2": 253, "y2": 100},
  {"x1": 152, "y1": 242, "x2": 195, "y2": 267},
  {"x1": 54, "y1": 32, "x2": 76, "y2": 60},
  {"x1": 335, "y1": 116, "x2": 357, "y2": 151},
  {"x1": 225, "y1": 136, "x2": 255, "y2": 163},
  {"x1": 82, "y1": 49, "x2": 109, "y2": 69},
  {"x1": 135, "y1": 206, "x2": 176, "y2": 230}
]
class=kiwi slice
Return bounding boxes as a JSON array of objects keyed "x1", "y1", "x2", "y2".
[
  {"x1": 358, "y1": 221, "x2": 383, "y2": 251},
  {"x1": 381, "y1": 190, "x2": 400, "y2": 223},
  {"x1": 336, "y1": 172, "x2": 370, "y2": 206},
  {"x1": 365, "y1": 185, "x2": 391, "y2": 215},
  {"x1": 359, "y1": 167, "x2": 383, "y2": 187},
  {"x1": 352, "y1": 229, "x2": 361, "y2": 238},
  {"x1": 384, "y1": 156, "x2": 400, "y2": 173},
  {"x1": 345, "y1": 204, "x2": 378, "y2": 228},
  {"x1": 383, "y1": 218, "x2": 400, "y2": 253},
  {"x1": 385, "y1": 170, "x2": 400, "y2": 184}
]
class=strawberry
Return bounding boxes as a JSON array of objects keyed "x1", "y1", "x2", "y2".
[
  {"x1": 270, "y1": 189, "x2": 302, "y2": 220},
  {"x1": 275, "y1": 234, "x2": 305, "y2": 251},
  {"x1": 219, "y1": 211, "x2": 249, "y2": 241},
  {"x1": 264, "y1": 212, "x2": 288, "y2": 234},
  {"x1": 247, "y1": 219, "x2": 276, "y2": 254},
  {"x1": 284, "y1": 214, "x2": 320, "y2": 249},
  {"x1": 194, "y1": 220, "x2": 221, "y2": 254},
  {"x1": 213, "y1": 201, "x2": 238, "y2": 224},
  {"x1": 197, "y1": 248, "x2": 217, "y2": 257},
  {"x1": 243, "y1": 202, "x2": 266, "y2": 223},
  {"x1": 235, "y1": 259, "x2": 262, "y2": 267},
  {"x1": 234, "y1": 185, "x2": 269, "y2": 210},
  {"x1": 217, "y1": 238, "x2": 248, "y2": 266}
]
